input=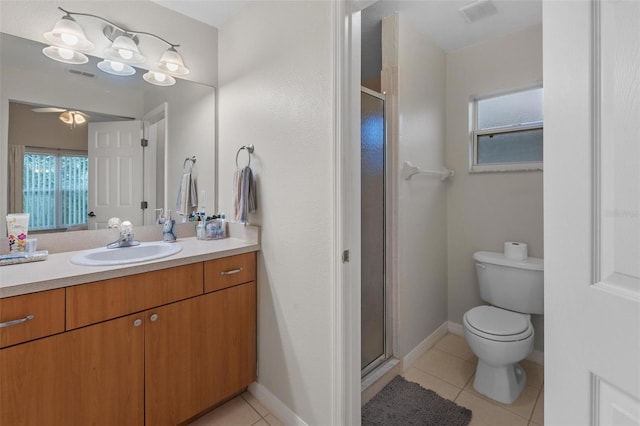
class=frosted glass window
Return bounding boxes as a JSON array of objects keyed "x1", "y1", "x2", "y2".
[
  {"x1": 477, "y1": 88, "x2": 543, "y2": 129},
  {"x1": 472, "y1": 86, "x2": 543, "y2": 172}
]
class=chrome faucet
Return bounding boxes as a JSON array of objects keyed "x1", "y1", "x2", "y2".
[{"x1": 107, "y1": 218, "x2": 140, "y2": 249}]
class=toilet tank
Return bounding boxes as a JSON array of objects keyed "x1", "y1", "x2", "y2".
[{"x1": 473, "y1": 251, "x2": 544, "y2": 315}]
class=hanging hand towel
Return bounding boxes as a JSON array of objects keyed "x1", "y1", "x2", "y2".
[
  {"x1": 234, "y1": 166, "x2": 257, "y2": 224},
  {"x1": 176, "y1": 172, "x2": 198, "y2": 215}
]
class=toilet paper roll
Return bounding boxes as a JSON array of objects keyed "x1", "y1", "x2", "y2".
[{"x1": 504, "y1": 241, "x2": 528, "y2": 261}]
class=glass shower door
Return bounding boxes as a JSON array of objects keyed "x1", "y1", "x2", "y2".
[{"x1": 361, "y1": 88, "x2": 387, "y2": 376}]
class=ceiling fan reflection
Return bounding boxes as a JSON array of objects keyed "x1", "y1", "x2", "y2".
[{"x1": 32, "y1": 107, "x2": 90, "y2": 128}]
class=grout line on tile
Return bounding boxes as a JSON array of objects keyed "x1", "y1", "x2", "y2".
[
  {"x1": 242, "y1": 393, "x2": 266, "y2": 420},
  {"x1": 531, "y1": 384, "x2": 544, "y2": 422}
]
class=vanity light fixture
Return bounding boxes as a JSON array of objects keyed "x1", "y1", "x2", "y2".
[
  {"x1": 43, "y1": 14, "x2": 94, "y2": 51},
  {"x1": 157, "y1": 47, "x2": 190, "y2": 76},
  {"x1": 42, "y1": 7, "x2": 190, "y2": 86},
  {"x1": 103, "y1": 35, "x2": 146, "y2": 64},
  {"x1": 42, "y1": 45, "x2": 89, "y2": 64},
  {"x1": 97, "y1": 59, "x2": 136, "y2": 76},
  {"x1": 143, "y1": 70, "x2": 176, "y2": 87}
]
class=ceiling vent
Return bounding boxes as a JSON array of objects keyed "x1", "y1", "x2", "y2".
[
  {"x1": 459, "y1": 0, "x2": 498, "y2": 23},
  {"x1": 68, "y1": 69, "x2": 96, "y2": 78}
]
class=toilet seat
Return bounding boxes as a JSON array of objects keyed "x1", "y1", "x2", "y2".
[{"x1": 464, "y1": 306, "x2": 533, "y2": 342}]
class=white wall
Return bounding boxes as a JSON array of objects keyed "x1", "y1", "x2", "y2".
[
  {"x1": 445, "y1": 25, "x2": 545, "y2": 350},
  {"x1": 382, "y1": 13, "x2": 448, "y2": 357},
  {"x1": 217, "y1": 2, "x2": 334, "y2": 424}
]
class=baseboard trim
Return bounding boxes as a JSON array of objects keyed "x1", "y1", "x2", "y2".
[
  {"x1": 248, "y1": 382, "x2": 308, "y2": 426},
  {"x1": 447, "y1": 321, "x2": 464, "y2": 336},
  {"x1": 447, "y1": 321, "x2": 544, "y2": 366},
  {"x1": 528, "y1": 349, "x2": 544, "y2": 365},
  {"x1": 401, "y1": 321, "x2": 448, "y2": 371}
]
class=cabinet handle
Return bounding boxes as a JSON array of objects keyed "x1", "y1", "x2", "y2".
[
  {"x1": 133, "y1": 319, "x2": 143, "y2": 327},
  {"x1": 150, "y1": 314, "x2": 159, "y2": 322},
  {"x1": 0, "y1": 314, "x2": 34, "y2": 328},
  {"x1": 221, "y1": 268, "x2": 243, "y2": 276}
]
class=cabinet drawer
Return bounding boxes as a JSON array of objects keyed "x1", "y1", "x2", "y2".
[
  {"x1": 204, "y1": 252, "x2": 256, "y2": 293},
  {"x1": 0, "y1": 289, "x2": 65, "y2": 348},
  {"x1": 66, "y1": 263, "x2": 203, "y2": 329}
]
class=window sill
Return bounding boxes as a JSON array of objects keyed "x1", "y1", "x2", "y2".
[{"x1": 469, "y1": 162, "x2": 543, "y2": 173}]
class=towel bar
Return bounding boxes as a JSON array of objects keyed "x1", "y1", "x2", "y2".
[{"x1": 402, "y1": 161, "x2": 453, "y2": 181}]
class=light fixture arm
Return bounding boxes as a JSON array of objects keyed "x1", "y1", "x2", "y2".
[{"x1": 57, "y1": 6, "x2": 179, "y2": 48}]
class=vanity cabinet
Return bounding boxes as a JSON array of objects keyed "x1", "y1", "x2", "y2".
[
  {"x1": 0, "y1": 312, "x2": 144, "y2": 426},
  {"x1": 146, "y1": 281, "x2": 256, "y2": 425},
  {"x1": 0, "y1": 288, "x2": 65, "y2": 348},
  {"x1": 0, "y1": 252, "x2": 257, "y2": 426}
]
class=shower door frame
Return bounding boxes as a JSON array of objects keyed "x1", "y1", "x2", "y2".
[{"x1": 360, "y1": 86, "x2": 393, "y2": 379}]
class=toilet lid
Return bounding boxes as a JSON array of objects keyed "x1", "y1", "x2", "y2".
[{"x1": 464, "y1": 306, "x2": 531, "y2": 339}]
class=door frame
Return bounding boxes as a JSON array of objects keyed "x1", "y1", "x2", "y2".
[
  {"x1": 143, "y1": 102, "x2": 168, "y2": 224},
  {"x1": 331, "y1": 1, "x2": 396, "y2": 425}
]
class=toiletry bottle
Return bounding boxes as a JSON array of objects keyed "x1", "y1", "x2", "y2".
[
  {"x1": 163, "y1": 210, "x2": 177, "y2": 242},
  {"x1": 196, "y1": 218, "x2": 206, "y2": 240}
]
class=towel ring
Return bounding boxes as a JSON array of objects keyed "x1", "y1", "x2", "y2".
[{"x1": 235, "y1": 144, "x2": 254, "y2": 168}]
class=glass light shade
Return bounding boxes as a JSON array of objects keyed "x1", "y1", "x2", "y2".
[
  {"x1": 59, "y1": 111, "x2": 87, "y2": 126},
  {"x1": 44, "y1": 16, "x2": 94, "y2": 51},
  {"x1": 97, "y1": 60, "x2": 136, "y2": 76},
  {"x1": 42, "y1": 45, "x2": 88, "y2": 64},
  {"x1": 59, "y1": 111, "x2": 73, "y2": 124},
  {"x1": 143, "y1": 71, "x2": 176, "y2": 87},
  {"x1": 104, "y1": 36, "x2": 145, "y2": 64},
  {"x1": 74, "y1": 113, "x2": 86, "y2": 124},
  {"x1": 156, "y1": 47, "x2": 189, "y2": 75}
]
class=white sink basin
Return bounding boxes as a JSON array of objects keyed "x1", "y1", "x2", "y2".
[{"x1": 70, "y1": 242, "x2": 182, "y2": 266}]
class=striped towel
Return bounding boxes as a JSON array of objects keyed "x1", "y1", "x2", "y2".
[
  {"x1": 175, "y1": 172, "x2": 198, "y2": 215},
  {"x1": 234, "y1": 166, "x2": 257, "y2": 224}
]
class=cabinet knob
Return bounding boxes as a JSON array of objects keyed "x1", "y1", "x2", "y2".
[
  {"x1": 150, "y1": 313, "x2": 159, "y2": 322},
  {"x1": 133, "y1": 319, "x2": 143, "y2": 327}
]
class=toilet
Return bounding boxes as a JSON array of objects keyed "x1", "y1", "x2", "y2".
[{"x1": 463, "y1": 250, "x2": 544, "y2": 404}]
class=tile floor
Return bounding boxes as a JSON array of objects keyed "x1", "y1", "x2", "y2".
[
  {"x1": 401, "y1": 333, "x2": 544, "y2": 426},
  {"x1": 188, "y1": 392, "x2": 282, "y2": 426},
  {"x1": 188, "y1": 333, "x2": 544, "y2": 426}
]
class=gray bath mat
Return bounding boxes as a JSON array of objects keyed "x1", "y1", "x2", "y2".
[{"x1": 362, "y1": 375, "x2": 472, "y2": 426}]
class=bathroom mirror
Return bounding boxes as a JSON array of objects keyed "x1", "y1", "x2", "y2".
[{"x1": 1, "y1": 32, "x2": 216, "y2": 232}]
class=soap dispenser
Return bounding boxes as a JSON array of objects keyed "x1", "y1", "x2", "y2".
[{"x1": 163, "y1": 210, "x2": 177, "y2": 242}]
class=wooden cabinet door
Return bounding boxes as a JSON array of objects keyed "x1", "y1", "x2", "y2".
[
  {"x1": 0, "y1": 313, "x2": 144, "y2": 426},
  {"x1": 145, "y1": 282, "x2": 257, "y2": 425},
  {"x1": 210, "y1": 281, "x2": 257, "y2": 399},
  {"x1": 145, "y1": 296, "x2": 204, "y2": 426}
]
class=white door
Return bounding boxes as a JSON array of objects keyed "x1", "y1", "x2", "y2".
[
  {"x1": 88, "y1": 121, "x2": 144, "y2": 229},
  {"x1": 545, "y1": 1, "x2": 640, "y2": 424}
]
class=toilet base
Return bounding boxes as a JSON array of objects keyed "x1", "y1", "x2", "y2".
[{"x1": 473, "y1": 360, "x2": 527, "y2": 404}]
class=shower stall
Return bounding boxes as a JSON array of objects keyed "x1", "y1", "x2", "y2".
[{"x1": 360, "y1": 87, "x2": 390, "y2": 377}]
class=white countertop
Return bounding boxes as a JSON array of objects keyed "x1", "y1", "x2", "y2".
[{"x1": 0, "y1": 237, "x2": 260, "y2": 298}]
